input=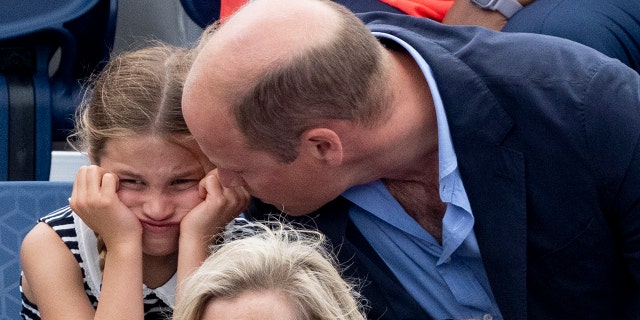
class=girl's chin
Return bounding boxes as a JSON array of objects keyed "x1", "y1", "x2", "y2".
[{"x1": 142, "y1": 238, "x2": 179, "y2": 257}]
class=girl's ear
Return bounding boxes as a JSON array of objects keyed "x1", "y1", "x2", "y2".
[{"x1": 300, "y1": 128, "x2": 343, "y2": 166}]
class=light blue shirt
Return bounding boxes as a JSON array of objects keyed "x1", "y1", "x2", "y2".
[{"x1": 342, "y1": 32, "x2": 503, "y2": 320}]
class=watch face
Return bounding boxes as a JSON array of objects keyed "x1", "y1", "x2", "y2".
[{"x1": 472, "y1": 0, "x2": 494, "y2": 6}]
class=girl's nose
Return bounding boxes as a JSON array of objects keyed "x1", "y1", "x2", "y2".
[{"x1": 141, "y1": 193, "x2": 174, "y2": 221}]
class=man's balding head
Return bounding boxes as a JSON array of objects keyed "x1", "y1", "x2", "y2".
[
  {"x1": 188, "y1": 0, "x2": 340, "y2": 100},
  {"x1": 183, "y1": 0, "x2": 392, "y2": 162}
]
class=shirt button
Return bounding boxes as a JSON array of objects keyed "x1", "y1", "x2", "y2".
[{"x1": 482, "y1": 314, "x2": 493, "y2": 320}]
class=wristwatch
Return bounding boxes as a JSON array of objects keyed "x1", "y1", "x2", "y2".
[{"x1": 470, "y1": 0, "x2": 523, "y2": 18}]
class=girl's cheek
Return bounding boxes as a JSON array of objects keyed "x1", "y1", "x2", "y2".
[
  {"x1": 176, "y1": 190, "x2": 205, "y2": 210},
  {"x1": 116, "y1": 189, "x2": 141, "y2": 207}
]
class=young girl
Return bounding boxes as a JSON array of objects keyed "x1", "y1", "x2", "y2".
[{"x1": 19, "y1": 44, "x2": 249, "y2": 320}]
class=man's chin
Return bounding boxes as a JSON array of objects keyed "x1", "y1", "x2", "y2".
[{"x1": 260, "y1": 198, "x2": 316, "y2": 217}]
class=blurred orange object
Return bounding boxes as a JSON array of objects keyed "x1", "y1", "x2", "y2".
[{"x1": 379, "y1": 0, "x2": 453, "y2": 21}]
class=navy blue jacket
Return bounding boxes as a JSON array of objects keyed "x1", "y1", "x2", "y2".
[{"x1": 248, "y1": 12, "x2": 640, "y2": 320}]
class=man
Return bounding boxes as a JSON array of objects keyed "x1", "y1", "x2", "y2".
[{"x1": 182, "y1": 0, "x2": 640, "y2": 318}]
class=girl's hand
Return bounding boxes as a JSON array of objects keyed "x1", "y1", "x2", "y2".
[
  {"x1": 180, "y1": 169, "x2": 250, "y2": 241},
  {"x1": 69, "y1": 165, "x2": 143, "y2": 248},
  {"x1": 176, "y1": 169, "x2": 249, "y2": 291}
]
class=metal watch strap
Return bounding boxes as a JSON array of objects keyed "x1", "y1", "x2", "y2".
[{"x1": 493, "y1": 0, "x2": 523, "y2": 18}]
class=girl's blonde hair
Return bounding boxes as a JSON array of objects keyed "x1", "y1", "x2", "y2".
[
  {"x1": 69, "y1": 42, "x2": 194, "y2": 163},
  {"x1": 173, "y1": 221, "x2": 367, "y2": 320}
]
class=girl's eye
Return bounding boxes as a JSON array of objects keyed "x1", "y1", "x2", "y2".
[
  {"x1": 171, "y1": 179, "x2": 199, "y2": 191},
  {"x1": 119, "y1": 179, "x2": 145, "y2": 190}
]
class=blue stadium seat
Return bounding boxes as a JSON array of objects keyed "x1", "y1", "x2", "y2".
[
  {"x1": 180, "y1": 0, "x2": 222, "y2": 28},
  {"x1": 0, "y1": 181, "x2": 73, "y2": 319},
  {"x1": 0, "y1": 0, "x2": 117, "y2": 180}
]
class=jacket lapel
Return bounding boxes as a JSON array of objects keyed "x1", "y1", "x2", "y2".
[
  {"x1": 434, "y1": 51, "x2": 528, "y2": 317},
  {"x1": 457, "y1": 144, "x2": 527, "y2": 319},
  {"x1": 431, "y1": 45, "x2": 527, "y2": 317}
]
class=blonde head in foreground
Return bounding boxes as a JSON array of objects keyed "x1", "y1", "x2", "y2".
[{"x1": 173, "y1": 221, "x2": 366, "y2": 320}]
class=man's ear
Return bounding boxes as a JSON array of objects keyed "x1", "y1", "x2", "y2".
[{"x1": 300, "y1": 128, "x2": 343, "y2": 166}]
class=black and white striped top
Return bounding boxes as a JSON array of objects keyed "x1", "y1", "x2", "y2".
[{"x1": 20, "y1": 206, "x2": 174, "y2": 320}]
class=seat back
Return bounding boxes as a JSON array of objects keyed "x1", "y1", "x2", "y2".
[
  {"x1": 0, "y1": 181, "x2": 73, "y2": 318},
  {"x1": 0, "y1": 0, "x2": 117, "y2": 180}
]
